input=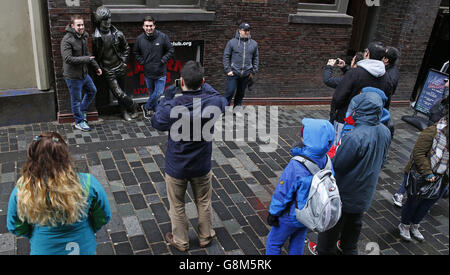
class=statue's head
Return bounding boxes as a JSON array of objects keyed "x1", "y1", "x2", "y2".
[{"x1": 95, "y1": 6, "x2": 112, "y2": 32}]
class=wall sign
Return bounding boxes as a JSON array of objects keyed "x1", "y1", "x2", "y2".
[
  {"x1": 124, "y1": 40, "x2": 204, "y2": 103},
  {"x1": 414, "y1": 69, "x2": 448, "y2": 115}
]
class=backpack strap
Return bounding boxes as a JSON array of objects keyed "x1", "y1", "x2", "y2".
[
  {"x1": 82, "y1": 173, "x2": 91, "y2": 194},
  {"x1": 292, "y1": 156, "x2": 320, "y2": 174},
  {"x1": 324, "y1": 156, "x2": 332, "y2": 171},
  {"x1": 292, "y1": 155, "x2": 332, "y2": 174}
]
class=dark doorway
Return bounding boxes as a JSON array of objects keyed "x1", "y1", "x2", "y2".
[{"x1": 410, "y1": 1, "x2": 449, "y2": 102}]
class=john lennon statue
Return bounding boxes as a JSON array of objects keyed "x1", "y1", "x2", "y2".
[{"x1": 92, "y1": 6, "x2": 138, "y2": 121}]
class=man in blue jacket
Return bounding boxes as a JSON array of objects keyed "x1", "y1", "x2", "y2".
[
  {"x1": 266, "y1": 118, "x2": 335, "y2": 255},
  {"x1": 316, "y1": 92, "x2": 391, "y2": 255},
  {"x1": 151, "y1": 61, "x2": 227, "y2": 252},
  {"x1": 223, "y1": 22, "x2": 259, "y2": 111}
]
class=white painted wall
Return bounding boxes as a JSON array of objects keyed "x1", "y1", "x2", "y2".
[{"x1": 0, "y1": 0, "x2": 36, "y2": 89}]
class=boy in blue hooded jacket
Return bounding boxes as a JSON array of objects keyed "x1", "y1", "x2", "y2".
[{"x1": 266, "y1": 118, "x2": 335, "y2": 255}]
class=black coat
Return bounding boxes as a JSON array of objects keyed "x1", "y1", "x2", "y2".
[
  {"x1": 92, "y1": 25, "x2": 130, "y2": 68},
  {"x1": 331, "y1": 59, "x2": 393, "y2": 124},
  {"x1": 133, "y1": 30, "x2": 174, "y2": 79},
  {"x1": 385, "y1": 64, "x2": 399, "y2": 109}
]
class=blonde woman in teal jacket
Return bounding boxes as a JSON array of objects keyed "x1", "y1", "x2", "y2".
[{"x1": 7, "y1": 132, "x2": 111, "y2": 255}]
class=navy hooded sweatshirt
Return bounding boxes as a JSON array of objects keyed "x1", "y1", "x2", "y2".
[
  {"x1": 151, "y1": 83, "x2": 228, "y2": 179},
  {"x1": 332, "y1": 92, "x2": 391, "y2": 213}
]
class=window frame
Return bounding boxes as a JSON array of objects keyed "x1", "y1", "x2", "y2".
[
  {"x1": 103, "y1": 0, "x2": 201, "y2": 9},
  {"x1": 290, "y1": 0, "x2": 353, "y2": 25},
  {"x1": 298, "y1": 0, "x2": 349, "y2": 13}
]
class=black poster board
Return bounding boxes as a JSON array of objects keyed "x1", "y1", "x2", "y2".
[
  {"x1": 414, "y1": 69, "x2": 448, "y2": 115},
  {"x1": 124, "y1": 40, "x2": 204, "y2": 104}
]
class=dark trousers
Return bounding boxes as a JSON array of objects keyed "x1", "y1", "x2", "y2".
[
  {"x1": 317, "y1": 212, "x2": 364, "y2": 255},
  {"x1": 104, "y1": 65, "x2": 135, "y2": 113},
  {"x1": 401, "y1": 186, "x2": 448, "y2": 225},
  {"x1": 225, "y1": 75, "x2": 249, "y2": 106}
]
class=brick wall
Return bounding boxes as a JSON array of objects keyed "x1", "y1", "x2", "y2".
[
  {"x1": 47, "y1": 0, "x2": 439, "y2": 120},
  {"x1": 374, "y1": 0, "x2": 441, "y2": 102},
  {"x1": 48, "y1": 0, "x2": 96, "y2": 120}
]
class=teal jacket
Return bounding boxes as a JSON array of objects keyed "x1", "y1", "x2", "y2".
[{"x1": 7, "y1": 173, "x2": 111, "y2": 255}]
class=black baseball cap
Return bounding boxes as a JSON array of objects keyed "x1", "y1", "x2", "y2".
[{"x1": 239, "y1": 22, "x2": 251, "y2": 31}]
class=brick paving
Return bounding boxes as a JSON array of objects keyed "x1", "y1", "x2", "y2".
[{"x1": 0, "y1": 105, "x2": 448, "y2": 255}]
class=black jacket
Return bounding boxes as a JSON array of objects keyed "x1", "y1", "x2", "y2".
[
  {"x1": 61, "y1": 25, "x2": 100, "y2": 80},
  {"x1": 331, "y1": 59, "x2": 393, "y2": 123},
  {"x1": 385, "y1": 64, "x2": 399, "y2": 109},
  {"x1": 323, "y1": 65, "x2": 350, "y2": 89},
  {"x1": 92, "y1": 25, "x2": 130, "y2": 68},
  {"x1": 133, "y1": 30, "x2": 174, "y2": 79}
]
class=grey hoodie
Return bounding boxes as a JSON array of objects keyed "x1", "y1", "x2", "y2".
[
  {"x1": 356, "y1": 59, "x2": 386, "y2": 78},
  {"x1": 223, "y1": 31, "x2": 259, "y2": 77},
  {"x1": 331, "y1": 58, "x2": 393, "y2": 123}
]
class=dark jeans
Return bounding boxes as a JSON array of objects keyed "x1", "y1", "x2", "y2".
[
  {"x1": 225, "y1": 75, "x2": 249, "y2": 106},
  {"x1": 401, "y1": 185, "x2": 448, "y2": 225},
  {"x1": 104, "y1": 64, "x2": 135, "y2": 113},
  {"x1": 65, "y1": 75, "x2": 97, "y2": 124},
  {"x1": 317, "y1": 212, "x2": 364, "y2": 255}
]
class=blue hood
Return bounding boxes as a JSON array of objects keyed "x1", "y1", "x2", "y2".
[
  {"x1": 291, "y1": 118, "x2": 335, "y2": 160},
  {"x1": 351, "y1": 92, "x2": 383, "y2": 126}
]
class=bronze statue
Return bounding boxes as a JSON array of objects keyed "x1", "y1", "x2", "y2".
[{"x1": 92, "y1": 6, "x2": 138, "y2": 121}]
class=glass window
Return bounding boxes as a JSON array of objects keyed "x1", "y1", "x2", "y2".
[
  {"x1": 103, "y1": 0, "x2": 200, "y2": 8},
  {"x1": 298, "y1": 0, "x2": 348, "y2": 13}
]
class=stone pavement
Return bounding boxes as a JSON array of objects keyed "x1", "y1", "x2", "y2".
[{"x1": 0, "y1": 105, "x2": 448, "y2": 255}]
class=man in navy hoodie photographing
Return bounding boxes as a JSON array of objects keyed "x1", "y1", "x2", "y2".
[{"x1": 151, "y1": 61, "x2": 227, "y2": 252}]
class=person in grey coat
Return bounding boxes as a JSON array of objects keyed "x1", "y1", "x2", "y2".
[
  {"x1": 316, "y1": 92, "x2": 391, "y2": 255},
  {"x1": 61, "y1": 15, "x2": 102, "y2": 132},
  {"x1": 223, "y1": 22, "x2": 259, "y2": 110}
]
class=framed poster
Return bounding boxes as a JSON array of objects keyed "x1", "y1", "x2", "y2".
[
  {"x1": 414, "y1": 69, "x2": 448, "y2": 115},
  {"x1": 123, "y1": 40, "x2": 204, "y2": 104}
]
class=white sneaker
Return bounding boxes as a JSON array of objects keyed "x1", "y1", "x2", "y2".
[
  {"x1": 233, "y1": 105, "x2": 244, "y2": 119},
  {"x1": 398, "y1": 223, "x2": 412, "y2": 242},
  {"x1": 410, "y1": 101, "x2": 416, "y2": 108},
  {"x1": 392, "y1": 193, "x2": 403, "y2": 207},
  {"x1": 410, "y1": 224, "x2": 424, "y2": 242}
]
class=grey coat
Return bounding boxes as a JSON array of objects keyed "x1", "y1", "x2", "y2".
[
  {"x1": 61, "y1": 25, "x2": 100, "y2": 80},
  {"x1": 223, "y1": 31, "x2": 259, "y2": 77}
]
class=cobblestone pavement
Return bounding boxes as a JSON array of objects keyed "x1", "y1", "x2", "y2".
[{"x1": 0, "y1": 105, "x2": 448, "y2": 255}]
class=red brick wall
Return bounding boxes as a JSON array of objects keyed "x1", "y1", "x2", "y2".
[
  {"x1": 48, "y1": 0, "x2": 96, "y2": 120},
  {"x1": 374, "y1": 0, "x2": 441, "y2": 101},
  {"x1": 47, "y1": 0, "x2": 439, "y2": 119}
]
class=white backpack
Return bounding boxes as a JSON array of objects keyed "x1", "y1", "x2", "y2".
[{"x1": 292, "y1": 156, "x2": 342, "y2": 233}]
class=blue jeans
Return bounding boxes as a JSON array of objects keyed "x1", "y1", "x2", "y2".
[
  {"x1": 265, "y1": 221, "x2": 308, "y2": 255},
  {"x1": 225, "y1": 75, "x2": 249, "y2": 106},
  {"x1": 144, "y1": 76, "x2": 166, "y2": 111},
  {"x1": 65, "y1": 75, "x2": 97, "y2": 124},
  {"x1": 396, "y1": 173, "x2": 408, "y2": 195},
  {"x1": 401, "y1": 185, "x2": 448, "y2": 225}
]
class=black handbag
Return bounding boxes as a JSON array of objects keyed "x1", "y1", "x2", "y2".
[{"x1": 406, "y1": 163, "x2": 443, "y2": 200}]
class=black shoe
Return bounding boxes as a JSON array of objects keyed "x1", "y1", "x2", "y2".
[
  {"x1": 122, "y1": 111, "x2": 132, "y2": 121},
  {"x1": 141, "y1": 105, "x2": 153, "y2": 119}
]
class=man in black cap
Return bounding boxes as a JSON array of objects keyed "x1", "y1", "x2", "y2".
[{"x1": 223, "y1": 22, "x2": 259, "y2": 112}]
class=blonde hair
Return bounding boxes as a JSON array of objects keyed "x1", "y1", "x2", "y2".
[{"x1": 16, "y1": 132, "x2": 87, "y2": 227}]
